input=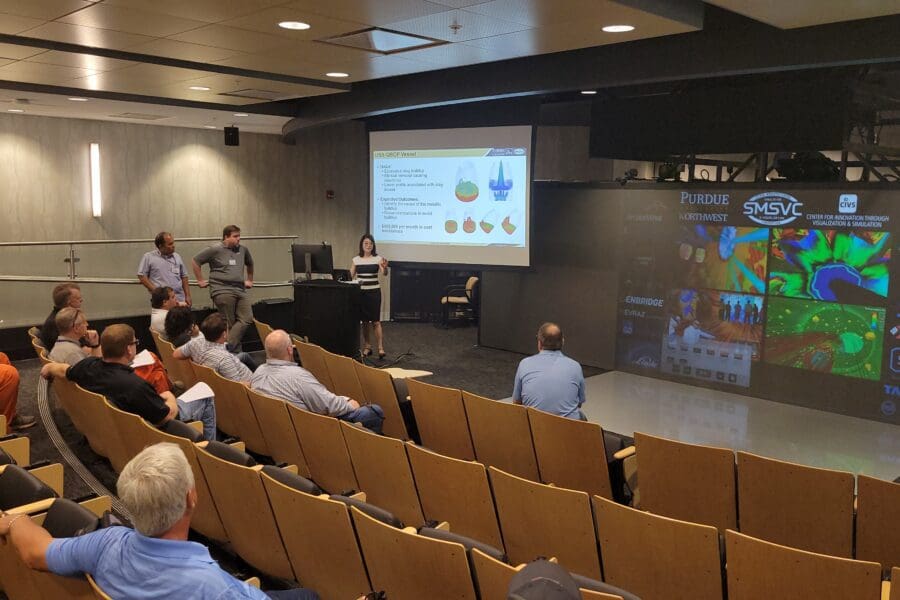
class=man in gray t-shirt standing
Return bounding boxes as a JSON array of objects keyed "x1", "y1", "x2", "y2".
[{"x1": 192, "y1": 225, "x2": 254, "y2": 352}]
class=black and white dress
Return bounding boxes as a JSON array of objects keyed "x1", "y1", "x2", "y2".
[{"x1": 353, "y1": 254, "x2": 383, "y2": 322}]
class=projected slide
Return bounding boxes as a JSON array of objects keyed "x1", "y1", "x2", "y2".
[
  {"x1": 659, "y1": 288, "x2": 763, "y2": 387},
  {"x1": 371, "y1": 126, "x2": 532, "y2": 267},
  {"x1": 676, "y1": 225, "x2": 768, "y2": 293},
  {"x1": 765, "y1": 297, "x2": 885, "y2": 381},
  {"x1": 768, "y1": 229, "x2": 890, "y2": 303}
]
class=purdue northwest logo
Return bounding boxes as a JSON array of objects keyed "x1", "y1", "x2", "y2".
[{"x1": 742, "y1": 192, "x2": 803, "y2": 226}]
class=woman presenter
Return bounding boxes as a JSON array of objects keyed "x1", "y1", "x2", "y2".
[{"x1": 350, "y1": 234, "x2": 389, "y2": 359}]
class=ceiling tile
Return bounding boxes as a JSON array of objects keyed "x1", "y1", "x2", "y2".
[
  {"x1": 283, "y1": 0, "x2": 451, "y2": 27},
  {"x1": 28, "y1": 50, "x2": 137, "y2": 71},
  {"x1": 170, "y1": 72, "x2": 344, "y2": 101},
  {"x1": 20, "y1": 21, "x2": 156, "y2": 49},
  {"x1": 464, "y1": 0, "x2": 629, "y2": 28},
  {"x1": 427, "y1": 0, "x2": 490, "y2": 8},
  {"x1": 101, "y1": 0, "x2": 289, "y2": 24},
  {"x1": 400, "y1": 40, "x2": 503, "y2": 68},
  {"x1": 0, "y1": 59, "x2": 100, "y2": 84},
  {"x1": 0, "y1": 14, "x2": 46, "y2": 34},
  {"x1": 126, "y1": 38, "x2": 244, "y2": 63},
  {"x1": 324, "y1": 53, "x2": 435, "y2": 81},
  {"x1": 220, "y1": 7, "x2": 365, "y2": 40},
  {"x1": 74, "y1": 63, "x2": 211, "y2": 88},
  {"x1": 58, "y1": 3, "x2": 208, "y2": 38},
  {"x1": 0, "y1": 0, "x2": 93, "y2": 21},
  {"x1": 386, "y1": 7, "x2": 532, "y2": 43},
  {"x1": 168, "y1": 24, "x2": 294, "y2": 54},
  {"x1": 0, "y1": 43, "x2": 46, "y2": 60}
]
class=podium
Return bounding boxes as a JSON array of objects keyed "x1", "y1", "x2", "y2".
[{"x1": 293, "y1": 281, "x2": 360, "y2": 357}]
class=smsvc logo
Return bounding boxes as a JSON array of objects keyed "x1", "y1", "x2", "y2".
[{"x1": 743, "y1": 192, "x2": 804, "y2": 226}]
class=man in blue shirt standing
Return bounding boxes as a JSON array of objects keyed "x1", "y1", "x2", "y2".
[
  {"x1": 138, "y1": 232, "x2": 192, "y2": 306},
  {"x1": 0, "y1": 443, "x2": 318, "y2": 599},
  {"x1": 513, "y1": 322, "x2": 586, "y2": 419}
]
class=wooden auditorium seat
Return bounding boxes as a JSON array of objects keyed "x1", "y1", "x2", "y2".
[
  {"x1": 151, "y1": 330, "x2": 197, "y2": 389},
  {"x1": 854, "y1": 474, "x2": 900, "y2": 574},
  {"x1": 253, "y1": 318, "x2": 274, "y2": 343},
  {"x1": 190, "y1": 362, "x2": 240, "y2": 439},
  {"x1": 0, "y1": 434, "x2": 30, "y2": 467},
  {"x1": 321, "y1": 349, "x2": 367, "y2": 402},
  {"x1": 724, "y1": 530, "x2": 882, "y2": 600},
  {"x1": 340, "y1": 421, "x2": 424, "y2": 526},
  {"x1": 406, "y1": 378, "x2": 475, "y2": 461},
  {"x1": 287, "y1": 403, "x2": 358, "y2": 494},
  {"x1": 207, "y1": 371, "x2": 269, "y2": 455},
  {"x1": 592, "y1": 495, "x2": 723, "y2": 600},
  {"x1": 406, "y1": 442, "x2": 504, "y2": 550},
  {"x1": 489, "y1": 465, "x2": 602, "y2": 580},
  {"x1": 102, "y1": 398, "x2": 155, "y2": 464},
  {"x1": 634, "y1": 431, "x2": 737, "y2": 532},
  {"x1": 246, "y1": 387, "x2": 312, "y2": 478},
  {"x1": 70, "y1": 384, "x2": 130, "y2": 472},
  {"x1": 736, "y1": 451, "x2": 854, "y2": 557},
  {"x1": 353, "y1": 361, "x2": 410, "y2": 440},
  {"x1": 462, "y1": 390, "x2": 540, "y2": 482},
  {"x1": 292, "y1": 338, "x2": 335, "y2": 392}
]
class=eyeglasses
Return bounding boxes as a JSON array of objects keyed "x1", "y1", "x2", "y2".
[{"x1": 128, "y1": 340, "x2": 140, "y2": 348}]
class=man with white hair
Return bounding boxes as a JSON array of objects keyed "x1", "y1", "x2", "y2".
[
  {"x1": 0, "y1": 443, "x2": 318, "y2": 599},
  {"x1": 251, "y1": 329, "x2": 385, "y2": 433}
]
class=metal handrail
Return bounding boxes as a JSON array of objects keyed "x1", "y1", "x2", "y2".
[
  {"x1": 0, "y1": 234, "x2": 298, "y2": 247},
  {"x1": 0, "y1": 275, "x2": 291, "y2": 287}
]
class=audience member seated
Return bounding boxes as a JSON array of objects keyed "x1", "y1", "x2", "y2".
[
  {"x1": 162, "y1": 306, "x2": 199, "y2": 348},
  {"x1": 513, "y1": 322, "x2": 586, "y2": 420},
  {"x1": 48, "y1": 308, "x2": 101, "y2": 366},
  {"x1": 0, "y1": 352, "x2": 35, "y2": 430},
  {"x1": 150, "y1": 286, "x2": 178, "y2": 334},
  {"x1": 173, "y1": 313, "x2": 254, "y2": 383},
  {"x1": 0, "y1": 442, "x2": 319, "y2": 599},
  {"x1": 251, "y1": 330, "x2": 384, "y2": 433},
  {"x1": 39, "y1": 282, "x2": 83, "y2": 350}
]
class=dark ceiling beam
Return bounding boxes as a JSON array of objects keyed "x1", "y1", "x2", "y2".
[
  {"x1": 0, "y1": 33, "x2": 350, "y2": 91},
  {"x1": 281, "y1": 8, "x2": 900, "y2": 138}
]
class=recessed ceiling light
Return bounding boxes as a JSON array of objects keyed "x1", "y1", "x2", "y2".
[
  {"x1": 233, "y1": 113, "x2": 249, "y2": 117},
  {"x1": 326, "y1": 72, "x2": 349, "y2": 78},
  {"x1": 602, "y1": 25, "x2": 634, "y2": 33},
  {"x1": 68, "y1": 97, "x2": 89, "y2": 102},
  {"x1": 581, "y1": 90, "x2": 598, "y2": 95},
  {"x1": 189, "y1": 85, "x2": 211, "y2": 91},
  {"x1": 203, "y1": 125, "x2": 217, "y2": 129},
  {"x1": 279, "y1": 21, "x2": 310, "y2": 30},
  {"x1": 7, "y1": 109, "x2": 24, "y2": 113}
]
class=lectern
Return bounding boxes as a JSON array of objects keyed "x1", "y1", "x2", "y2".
[{"x1": 293, "y1": 281, "x2": 360, "y2": 357}]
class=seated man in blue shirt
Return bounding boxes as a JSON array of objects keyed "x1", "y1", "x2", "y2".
[
  {"x1": 512, "y1": 322, "x2": 586, "y2": 419},
  {"x1": 0, "y1": 442, "x2": 318, "y2": 600}
]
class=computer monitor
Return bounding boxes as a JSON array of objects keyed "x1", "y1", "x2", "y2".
[{"x1": 291, "y1": 243, "x2": 334, "y2": 279}]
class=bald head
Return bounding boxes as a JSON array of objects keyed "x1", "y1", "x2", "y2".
[
  {"x1": 537, "y1": 322, "x2": 563, "y2": 351},
  {"x1": 264, "y1": 329, "x2": 293, "y2": 361}
]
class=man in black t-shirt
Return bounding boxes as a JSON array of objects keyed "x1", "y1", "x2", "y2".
[{"x1": 41, "y1": 324, "x2": 177, "y2": 426}]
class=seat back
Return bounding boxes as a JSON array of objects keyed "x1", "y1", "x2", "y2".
[
  {"x1": 246, "y1": 387, "x2": 311, "y2": 478},
  {"x1": 725, "y1": 530, "x2": 882, "y2": 600},
  {"x1": 253, "y1": 319, "x2": 274, "y2": 343},
  {"x1": 103, "y1": 399, "x2": 155, "y2": 464},
  {"x1": 406, "y1": 442, "x2": 504, "y2": 550},
  {"x1": 351, "y1": 505, "x2": 478, "y2": 600},
  {"x1": 470, "y1": 547, "x2": 524, "y2": 600},
  {"x1": 73, "y1": 385, "x2": 131, "y2": 472},
  {"x1": 0, "y1": 436, "x2": 30, "y2": 467},
  {"x1": 736, "y1": 451, "x2": 854, "y2": 557},
  {"x1": 287, "y1": 403, "x2": 358, "y2": 494},
  {"x1": 191, "y1": 362, "x2": 239, "y2": 438},
  {"x1": 634, "y1": 432, "x2": 736, "y2": 532},
  {"x1": 261, "y1": 470, "x2": 371, "y2": 600},
  {"x1": 855, "y1": 474, "x2": 900, "y2": 574},
  {"x1": 462, "y1": 391, "x2": 539, "y2": 481},
  {"x1": 293, "y1": 339, "x2": 335, "y2": 392},
  {"x1": 407, "y1": 378, "x2": 475, "y2": 461},
  {"x1": 340, "y1": 421, "x2": 424, "y2": 526},
  {"x1": 527, "y1": 408, "x2": 612, "y2": 500},
  {"x1": 52, "y1": 377, "x2": 90, "y2": 441},
  {"x1": 489, "y1": 466, "x2": 601, "y2": 580},
  {"x1": 210, "y1": 372, "x2": 270, "y2": 455},
  {"x1": 354, "y1": 361, "x2": 409, "y2": 440},
  {"x1": 593, "y1": 495, "x2": 723, "y2": 600},
  {"x1": 194, "y1": 445, "x2": 295, "y2": 580},
  {"x1": 152, "y1": 331, "x2": 197, "y2": 388},
  {"x1": 322, "y1": 350, "x2": 366, "y2": 401},
  {"x1": 892, "y1": 568, "x2": 900, "y2": 600}
]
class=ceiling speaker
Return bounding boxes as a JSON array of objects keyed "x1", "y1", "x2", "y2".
[{"x1": 224, "y1": 126, "x2": 240, "y2": 146}]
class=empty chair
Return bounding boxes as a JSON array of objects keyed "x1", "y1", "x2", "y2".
[
  {"x1": 253, "y1": 319, "x2": 274, "y2": 343},
  {"x1": 891, "y1": 568, "x2": 899, "y2": 600},
  {"x1": 246, "y1": 387, "x2": 312, "y2": 478},
  {"x1": 407, "y1": 378, "x2": 475, "y2": 461},
  {"x1": 321, "y1": 350, "x2": 366, "y2": 401},
  {"x1": 489, "y1": 466, "x2": 602, "y2": 580},
  {"x1": 191, "y1": 362, "x2": 239, "y2": 439},
  {"x1": 287, "y1": 403, "x2": 358, "y2": 494},
  {"x1": 353, "y1": 361, "x2": 409, "y2": 440},
  {"x1": 406, "y1": 442, "x2": 503, "y2": 550},
  {"x1": 855, "y1": 474, "x2": 900, "y2": 574},
  {"x1": 736, "y1": 451, "x2": 854, "y2": 557},
  {"x1": 634, "y1": 432, "x2": 737, "y2": 532},
  {"x1": 351, "y1": 505, "x2": 478, "y2": 600},
  {"x1": 593, "y1": 495, "x2": 723, "y2": 600},
  {"x1": 440, "y1": 276, "x2": 479, "y2": 325},
  {"x1": 194, "y1": 442, "x2": 294, "y2": 580},
  {"x1": 293, "y1": 338, "x2": 335, "y2": 392},
  {"x1": 340, "y1": 421, "x2": 424, "y2": 526},
  {"x1": 725, "y1": 530, "x2": 881, "y2": 600},
  {"x1": 209, "y1": 371, "x2": 269, "y2": 455},
  {"x1": 462, "y1": 390, "x2": 540, "y2": 481},
  {"x1": 261, "y1": 469, "x2": 372, "y2": 600},
  {"x1": 527, "y1": 407, "x2": 614, "y2": 500}
]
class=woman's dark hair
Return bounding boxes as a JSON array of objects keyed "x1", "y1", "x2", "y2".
[
  {"x1": 358, "y1": 234, "x2": 377, "y2": 257},
  {"x1": 164, "y1": 306, "x2": 194, "y2": 342}
]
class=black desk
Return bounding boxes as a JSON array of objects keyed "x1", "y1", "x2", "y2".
[{"x1": 293, "y1": 281, "x2": 360, "y2": 357}]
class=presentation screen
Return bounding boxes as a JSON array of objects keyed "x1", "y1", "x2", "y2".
[{"x1": 370, "y1": 126, "x2": 532, "y2": 267}]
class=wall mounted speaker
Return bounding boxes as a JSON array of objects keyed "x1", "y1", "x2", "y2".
[{"x1": 224, "y1": 126, "x2": 240, "y2": 146}]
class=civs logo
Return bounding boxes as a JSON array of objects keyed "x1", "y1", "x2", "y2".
[
  {"x1": 743, "y1": 192, "x2": 803, "y2": 226},
  {"x1": 838, "y1": 193, "x2": 858, "y2": 214}
]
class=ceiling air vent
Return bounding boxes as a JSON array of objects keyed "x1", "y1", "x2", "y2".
[
  {"x1": 109, "y1": 112, "x2": 170, "y2": 120},
  {"x1": 319, "y1": 27, "x2": 444, "y2": 54}
]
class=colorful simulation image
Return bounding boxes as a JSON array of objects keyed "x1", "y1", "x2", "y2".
[
  {"x1": 764, "y1": 297, "x2": 885, "y2": 381},
  {"x1": 767, "y1": 229, "x2": 890, "y2": 304},
  {"x1": 676, "y1": 225, "x2": 768, "y2": 293}
]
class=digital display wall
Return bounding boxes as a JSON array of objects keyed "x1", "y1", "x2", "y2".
[{"x1": 616, "y1": 188, "x2": 899, "y2": 423}]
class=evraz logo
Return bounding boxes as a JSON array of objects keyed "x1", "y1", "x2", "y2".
[{"x1": 742, "y1": 192, "x2": 804, "y2": 226}]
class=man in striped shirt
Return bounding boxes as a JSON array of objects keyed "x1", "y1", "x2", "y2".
[{"x1": 173, "y1": 313, "x2": 252, "y2": 384}]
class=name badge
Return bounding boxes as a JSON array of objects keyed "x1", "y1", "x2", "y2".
[
  {"x1": 228, "y1": 259, "x2": 237, "y2": 266},
  {"x1": 171, "y1": 266, "x2": 180, "y2": 275}
]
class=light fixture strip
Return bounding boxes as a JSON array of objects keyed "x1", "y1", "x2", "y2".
[{"x1": 89, "y1": 142, "x2": 102, "y2": 218}]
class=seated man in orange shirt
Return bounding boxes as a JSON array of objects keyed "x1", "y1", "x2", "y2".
[{"x1": 0, "y1": 352, "x2": 35, "y2": 430}]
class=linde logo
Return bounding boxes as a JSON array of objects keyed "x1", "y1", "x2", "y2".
[
  {"x1": 742, "y1": 192, "x2": 803, "y2": 226},
  {"x1": 680, "y1": 192, "x2": 729, "y2": 205}
]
